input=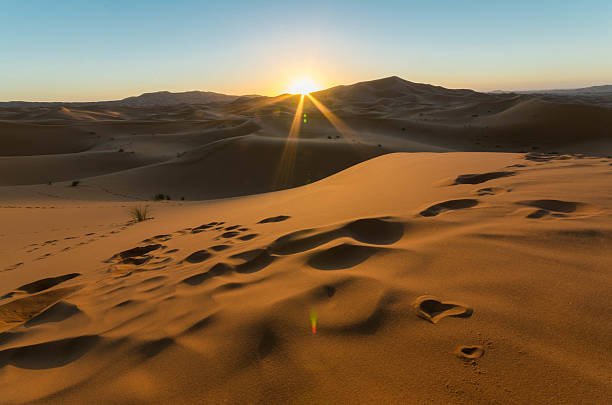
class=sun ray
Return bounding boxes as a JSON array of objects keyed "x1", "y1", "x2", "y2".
[
  {"x1": 273, "y1": 94, "x2": 305, "y2": 188},
  {"x1": 227, "y1": 93, "x2": 295, "y2": 115},
  {"x1": 306, "y1": 93, "x2": 359, "y2": 140}
]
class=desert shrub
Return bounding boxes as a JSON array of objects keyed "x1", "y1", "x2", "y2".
[
  {"x1": 154, "y1": 193, "x2": 171, "y2": 201},
  {"x1": 128, "y1": 205, "x2": 150, "y2": 222},
  {"x1": 71, "y1": 180, "x2": 80, "y2": 187}
]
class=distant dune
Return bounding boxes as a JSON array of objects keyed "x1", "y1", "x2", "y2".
[{"x1": 0, "y1": 76, "x2": 611, "y2": 404}]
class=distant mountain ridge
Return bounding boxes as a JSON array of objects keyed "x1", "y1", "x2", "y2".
[
  {"x1": 117, "y1": 91, "x2": 240, "y2": 107},
  {"x1": 2, "y1": 77, "x2": 611, "y2": 108},
  {"x1": 0, "y1": 90, "x2": 251, "y2": 107},
  {"x1": 490, "y1": 84, "x2": 612, "y2": 95}
]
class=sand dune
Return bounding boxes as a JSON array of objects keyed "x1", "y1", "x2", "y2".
[
  {"x1": 0, "y1": 152, "x2": 611, "y2": 404},
  {"x1": 0, "y1": 77, "x2": 611, "y2": 404}
]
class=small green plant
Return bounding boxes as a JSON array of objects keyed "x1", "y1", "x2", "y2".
[
  {"x1": 128, "y1": 205, "x2": 150, "y2": 222},
  {"x1": 71, "y1": 180, "x2": 80, "y2": 187}
]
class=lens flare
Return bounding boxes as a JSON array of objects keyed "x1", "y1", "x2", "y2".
[{"x1": 310, "y1": 309, "x2": 317, "y2": 334}]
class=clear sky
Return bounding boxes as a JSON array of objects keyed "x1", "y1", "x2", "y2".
[{"x1": 2, "y1": 0, "x2": 611, "y2": 101}]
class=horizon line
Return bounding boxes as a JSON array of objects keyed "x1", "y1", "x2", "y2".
[{"x1": 2, "y1": 75, "x2": 611, "y2": 104}]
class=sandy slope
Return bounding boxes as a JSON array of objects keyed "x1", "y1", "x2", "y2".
[
  {"x1": 0, "y1": 152, "x2": 611, "y2": 404},
  {"x1": 1, "y1": 77, "x2": 612, "y2": 404}
]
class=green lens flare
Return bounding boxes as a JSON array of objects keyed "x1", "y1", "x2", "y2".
[{"x1": 310, "y1": 310, "x2": 317, "y2": 334}]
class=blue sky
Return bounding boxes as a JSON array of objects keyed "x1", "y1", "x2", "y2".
[{"x1": 1, "y1": 0, "x2": 611, "y2": 101}]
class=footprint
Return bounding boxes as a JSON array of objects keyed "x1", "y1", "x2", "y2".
[
  {"x1": 307, "y1": 243, "x2": 380, "y2": 270},
  {"x1": 181, "y1": 263, "x2": 232, "y2": 286},
  {"x1": 24, "y1": 301, "x2": 82, "y2": 328},
  {"x1": 183, "y1": 250, "x2": 212, "y2": 264},
  {"x1": 221, "y1": 231, "x2": 240, "y2": 238},
  {"x1": 0, "y1": 287, "x2": 81, "y2": 329},
  {"x1": 0, "y1": 335, "x2": 100, "y2": 369},
  {"x1": 106, "y1": 244, "x2": 169, "y2": 274},
  {"x1": 271, "y1": 217, "x2": 403, "y2": 255},
  {"x1": 413, "y1": 295, "x2": 473, "y2": 324},
  {"x1": 231, "y1": 249, "x2": 275, "y2": 273},
  {"x1": 142, "y1": 234, "x2": 172, "y2": 243},
  {"x1": 191, "y1": 224, "x2": 214, "y2": 233},
  {"x1": 453, "y1": 171, "x2": 515, "y2": 185},
  {"x1": 238, "y1": 233, "x2": 258, "y2": 241},
  {"x1": 476, "y1": 187, "x2": 505, "y2": 196},
  {"x1": 419, "y1": 199, "x2": 479, "y2": 217},
  {"x1": 455, "y1": 345, "x2": 485, "y2": 360},
  {"x1": 519, "y1": 199, "x2": 581, "y2": 213},
  {"x1": 526, "y1": 209, "x2": 549, "y2": 219},
  {"x1": 1, "y1": 263, "x2": 23, "y2": 273},
  {"x1": 15, "y1": 273, "x2": 81, "y2": 294},
  {"x1": 258, "y1": 215, "x2": 290, "y2": 224},
  {"x1": 108, "y1": 244, "x2": 162, "y2": 262}
]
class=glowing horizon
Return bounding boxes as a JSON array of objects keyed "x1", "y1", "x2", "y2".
[
  {"x1": 2, "y1": 1, "x2": 611, "y2": 101},
  {"x1": 287, "y1": 77, "x2": 321, "y2": 95}
]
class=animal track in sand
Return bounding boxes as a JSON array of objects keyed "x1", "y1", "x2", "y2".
[
  {"x1": 453, "y1": 171, "x2": 515, "y2": 185},
  {"x1": 413, "y1": 295, "x2": 473, "y2": 324},
  {"x1": 258, "y1": 215, "x2": 290, "y2": 223},
  {"x1": 454, "y1": 345, "x2": 485, "y2": 360},
  {"x1": 419, "y1": 199, "x2": 479, "y2": 217}
]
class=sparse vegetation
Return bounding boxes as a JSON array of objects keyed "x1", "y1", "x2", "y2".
[
  {"x1": 128, "y1": 205, "x2": 151, "y2": 222},
  {"x1": 154, "y1": 193, "x2": 171, "y2": 201},
  {"x1": 71, "y1": 180, "x2": 80, "y2": 187}
]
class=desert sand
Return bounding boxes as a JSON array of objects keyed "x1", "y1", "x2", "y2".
[{"x1": 1, "y1": 77, "x2": 611, "y2": 404}]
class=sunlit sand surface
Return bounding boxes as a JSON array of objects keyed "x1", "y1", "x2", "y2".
[{"x1": 1, "y1": 77, "x2": 611, "y2": 404}]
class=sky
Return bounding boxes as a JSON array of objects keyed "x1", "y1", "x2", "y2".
[{"x1": 1, "y1": 0, "x2": 611, "y2": 101}]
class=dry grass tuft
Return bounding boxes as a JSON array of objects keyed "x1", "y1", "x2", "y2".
[{"x1": 129, "y1": 205, "x2": 151, "y2": 222}]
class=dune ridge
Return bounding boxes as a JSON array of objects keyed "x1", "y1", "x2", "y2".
[{"x1": 0, "y1": 77, "x2": 611, "y2": 404}]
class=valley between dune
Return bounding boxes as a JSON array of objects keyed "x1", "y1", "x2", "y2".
[{"x1": 1, "y1": 77, "x2": 611, "y2": 404}]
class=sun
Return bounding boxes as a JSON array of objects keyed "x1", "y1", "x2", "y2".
[{"x1": 287, "y1": 77, "x2": 320, "y2": 95}]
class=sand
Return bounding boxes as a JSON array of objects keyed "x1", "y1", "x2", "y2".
[{"x1": 1, "y1": 77, "x2": 611, "y2": 404}]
